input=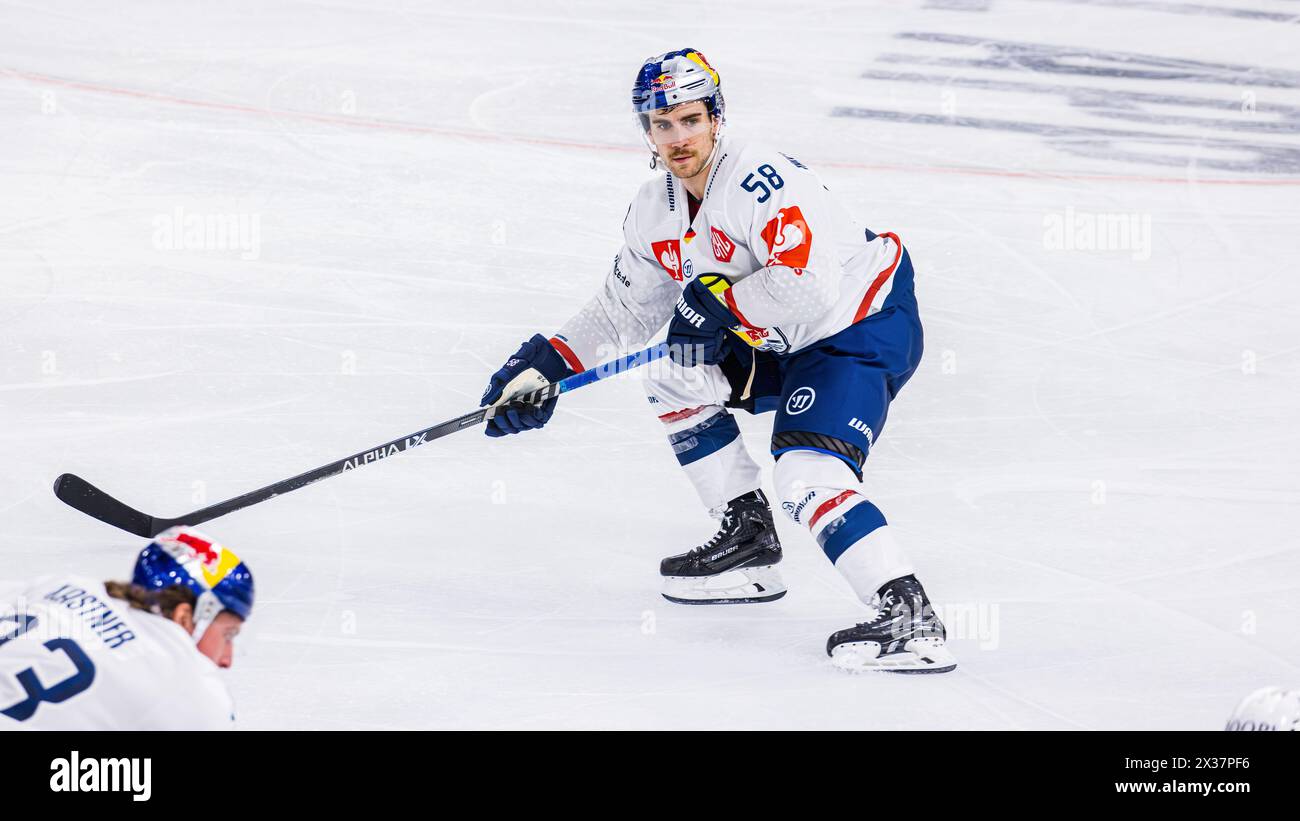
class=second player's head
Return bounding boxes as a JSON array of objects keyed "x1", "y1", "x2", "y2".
[
  {"x1": 633, "y1": 48, "x2": 724, "y2": 179},
  {"x1": 125, "y1": 526, "x2": 255, "y2": 669}
]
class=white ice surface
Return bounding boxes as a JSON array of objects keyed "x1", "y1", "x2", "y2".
[{"x1": 2, "y1": 0, "x2": 1298, "y2": 729}]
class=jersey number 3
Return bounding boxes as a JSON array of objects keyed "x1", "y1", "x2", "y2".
[
  {"x1": 0, "y1": 614, "x2": 97, "y2": 722},
  {"x1": 741, "y1": 164, "x2": 785, "y2": 204}
]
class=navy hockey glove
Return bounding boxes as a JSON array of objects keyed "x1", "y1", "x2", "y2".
[
  {"x1": 480, "y1": 334, "x2": 575, "y2": 437},
  {"x1": 667, "y1": 275, "x2": 739, "y2": 367}
]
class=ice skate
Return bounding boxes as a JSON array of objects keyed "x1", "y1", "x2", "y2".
[
  {"x1": 660, "y1": 490, "x2": 786, "y2": 605},
  {"x1": 827, "y1": 575, "x2": 956, "y2": 673}
]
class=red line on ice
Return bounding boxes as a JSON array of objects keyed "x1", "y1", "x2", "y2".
[{"x1": 6, "y1": 68, "x2": 1299, "y2": 188}]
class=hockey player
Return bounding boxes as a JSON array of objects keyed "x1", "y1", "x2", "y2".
[
  {"x1": 0, "y1": 526, "x2": 253, "y2": 729},
  {"x1": 480, "y1": 49, "x2": 955, "y2": 673}
]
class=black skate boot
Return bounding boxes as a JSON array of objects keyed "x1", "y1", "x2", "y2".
[
  {"x1": 660, "y1": 490, "x2": 786, "y2": 605},
  {"x1": 827, "y1": 575, "x2": 957, "y2": 673}
]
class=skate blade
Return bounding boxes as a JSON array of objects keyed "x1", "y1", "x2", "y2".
[
  {"x1": 661, "y1": 564, "x2": 787, "y2": 605},
  {"x1": 829, "y1": 637, "x2": 957, "y2": 674}
]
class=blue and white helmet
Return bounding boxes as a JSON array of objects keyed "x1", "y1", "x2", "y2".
[
  {"x1": 1225, "y1": 686, "x2": 1300, "y2": 731},
  {"x1": 632, "y1": 48, "x2": 725, "y2": 127},
  {"x1": 133, "y1": 526, "x2": 254, "y2": 642}
]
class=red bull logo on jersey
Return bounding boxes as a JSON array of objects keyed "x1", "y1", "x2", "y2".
[
  {"x1": 760, "y1": 205, "x2": 812, "y2": 269},
  {"x1": 733, "y1": 324, "x2": 790, "y2": 354},
  {"x1": 710, "y1": 227, "x2": 736, "y2": 262},
  {"x1": 651, "y1": 239, "x2": 684, "y2": 281}
]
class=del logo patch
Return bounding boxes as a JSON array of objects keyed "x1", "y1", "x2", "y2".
[
  {"x1": 760, "y1": 205, "x2": 812, "y2": 269},
  {"x1": 651, "y1": 239, "x2": 684, "y2": 281},
  {"x1": 710, "y1": 226, "x2": 736, "y2": 262}
]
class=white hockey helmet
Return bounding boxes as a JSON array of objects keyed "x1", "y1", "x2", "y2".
[
  {"x1": 632, "y1": 48, "x2": 725, "y2": 161},
  {"x1": 1225, "y1": 686, "x2": 1300, "y2": 731},
  {"x1": 632, "y1": 48, "x2": 724, "y2": 122}
]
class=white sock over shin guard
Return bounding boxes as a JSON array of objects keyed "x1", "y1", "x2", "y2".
[
  {"x1": 773, "y1": 449, "x2": 914, "y2": 602},
  {"x1": 659, "y1": 405, "x2": 762, "y2": 513}
]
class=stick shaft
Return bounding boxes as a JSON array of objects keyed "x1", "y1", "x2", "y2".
[{"x1": 54, "y1": 343, "x2": 667, "y2": 536}]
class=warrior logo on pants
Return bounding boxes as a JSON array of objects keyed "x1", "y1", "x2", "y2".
[{"x1": 786, "y1": 387, "x2": 816, "y2": 415}]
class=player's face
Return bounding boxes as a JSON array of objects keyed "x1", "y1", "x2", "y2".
[
  {"x1": 196, "y1": 610, "x2": 243, "y2": 669},
  {"x1": 647, "y1": 101, "x2": 716, "y2": 179}
]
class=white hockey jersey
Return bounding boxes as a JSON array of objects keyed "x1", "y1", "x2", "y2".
[
  {"x1": 0, "y1": 576, "x2": 235, "y2": 731},
  {"x1": 552, "y1": 135, "x2": 906, "y2": 371}
]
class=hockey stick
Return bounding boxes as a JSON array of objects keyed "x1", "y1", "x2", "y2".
[{"x1": 53, "y1": 343, "x2": 670, "y2": 537}]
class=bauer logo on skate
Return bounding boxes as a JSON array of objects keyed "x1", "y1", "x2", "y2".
[{"x1": 785, "y1": 387, "x2": 816, "y2": 415}]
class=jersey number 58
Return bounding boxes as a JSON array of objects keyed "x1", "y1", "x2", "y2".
[{"x1": 741, "y1": 164, "x2": 785, "y2": 204}]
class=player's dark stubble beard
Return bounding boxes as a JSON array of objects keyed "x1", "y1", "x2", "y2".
[{"x1": 664, "y1": 131, "x2": 716, "y2": 187}]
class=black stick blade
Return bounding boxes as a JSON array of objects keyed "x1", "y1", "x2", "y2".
[{"x1": 53, "y1": 474, "x2": 157, "y2": 538}]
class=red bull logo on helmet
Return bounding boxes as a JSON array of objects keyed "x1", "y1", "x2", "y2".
[
  {"x1": 159, "y1": 527, "x2": 244, "y2": 590},
  {"x1": 633, "y1": 48, "x2": 725, "y2": 124}
]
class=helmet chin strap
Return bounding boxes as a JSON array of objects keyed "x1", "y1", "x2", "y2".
[
  {"x1": 191, "y1": 591, "x2": 223, "y2": 646},
  {"x1": 698, "y1": 127, "x2": 723, "y2": 174}
]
